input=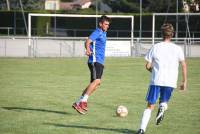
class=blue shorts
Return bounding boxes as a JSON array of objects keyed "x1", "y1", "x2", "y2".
[{"x1": 146, "y1": 85, "x2": 174, "y2": 104}]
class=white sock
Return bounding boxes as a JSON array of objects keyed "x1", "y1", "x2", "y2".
[
  {"x1": 159, "y1": 102, "x2": 168, "y2": 111},
  {"x1": 140, "y1": 109, "x2": 152, "y2": 131},
  {"x1": 80, "y1": 94, "x2": 89, "y2": 102},
  {"x1": 76, "y1": 96, "x2": 83, "y2": 104}
]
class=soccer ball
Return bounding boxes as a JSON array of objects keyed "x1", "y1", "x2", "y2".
[{"x1": 116, "y1": 105, "x2": 128, "y2": 117}]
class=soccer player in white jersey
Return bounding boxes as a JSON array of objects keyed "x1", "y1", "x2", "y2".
[
  {"x1": 72, "y1": 15, "x2": 111, "y2": 115},
  {"x1": 136, "y1": 23, "x2": 187, "y2": 134}
]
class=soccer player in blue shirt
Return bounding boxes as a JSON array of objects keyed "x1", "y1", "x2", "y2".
[{"x1": 72, "y1": 15, "x2": 111, "y2": 114}]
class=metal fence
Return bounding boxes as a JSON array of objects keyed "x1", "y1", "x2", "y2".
[
  {"x1": 134, "y1": 38, "x2": 200, "y2": 57},
  {"x1": 0, "y1": 36, "x2": 200, "y2": 57}
]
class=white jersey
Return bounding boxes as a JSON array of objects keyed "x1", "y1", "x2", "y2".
[{"x1": 145, "y1": 41, "x2": 185, "y2": 88}]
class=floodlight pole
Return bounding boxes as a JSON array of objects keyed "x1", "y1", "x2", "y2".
[
  {"x1": 28, "y1": 14, "x2": 31, "y2": 57},
  {"x1": 54, "y1": 4, "x2": 57, "y2": 37},
  {"x1": 176, "y1": 0, "x2": 179, "y2": 40},
  {"x1": 19, "y1": 0, "x2": 28, "y2": 34},
  {"x1": 96, "y1": 0, "x2": 98, "y2": 28},
  {"x1": 6, "y1": 0, "x2": 10, "y2": 11},
  {"x1": 139, "y1": 0, "x2": 142, "y2": 40},
  {"x1": 152, "y1": 14, "x2": 155, "y2": 45},
  {"x1": 131, "y1": 16, "x2": 134, "y2": 57}
]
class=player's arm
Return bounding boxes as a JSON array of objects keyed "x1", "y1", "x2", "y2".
[
  {"x1": 145, "y1": 61, "x2": 152, "y2": 72},
  {"x1": 85, "y1": 38, "x2": 92, "y2": 56},
  {"x1": 179, "y1": 60, "x2": 187, "y2": 90}
]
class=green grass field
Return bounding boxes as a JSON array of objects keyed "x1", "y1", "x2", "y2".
[{"x1": 0, "y1": 58, "x2": 199, "y2": 134}]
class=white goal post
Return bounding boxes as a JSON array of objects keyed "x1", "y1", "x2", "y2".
[{"x1": 28, "y1": 13, "x2": 134, "y2": 57}]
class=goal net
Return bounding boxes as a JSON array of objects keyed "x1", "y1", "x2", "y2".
[
  {"x1": 152, "y1": 13, "x2": 200, "y2": 57},
  {"x1": 135, "y1": 13, "x2": 200, "y2": 57},
  {"x1": 28, "y1": 13, "x2": 134, "y2": 57}
]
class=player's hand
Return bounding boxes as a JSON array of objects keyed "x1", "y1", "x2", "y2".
[
  {"x1": 147, "y1": 67, "x2": 152, "y2": 72},
  {"x1": 85, "y1": 49, "x2": 92, "y2": 56},
  {"x1": 179, "y1": 81, "x2": 187, "y2": 91}
]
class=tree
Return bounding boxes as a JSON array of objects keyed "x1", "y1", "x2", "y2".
[
  {"x1": 0, "y1": 0, "x2": 45, "y2": 10},
  {"x1": 184, "y1": 0, "x2": 200, "y2": 12},
  {"x1": 144, "y1": 0, "x2": 183, "y2": 13},
  {"x1": 60, "y1": 0, "x2": 73, "y2": 2},
  {"x1": 105, "y1": 0, "x2": 140, "y2": 13},
  {"x1": 22, "y1": 0, "x2": 45, "y2": 10},
  {"x1": 103, "y1": 0, "x2": 184, "y2": 13}
]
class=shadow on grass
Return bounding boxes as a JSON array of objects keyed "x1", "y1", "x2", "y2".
[
  {"x1": 2, "y1": 107, "x2": 70, "y2": 115},
  {"x1": 95, "y1": 102, "x2": 116, "y2": 110},
  {"x1": 44, "y1": 123, "x2": 136, "y2": 134}
]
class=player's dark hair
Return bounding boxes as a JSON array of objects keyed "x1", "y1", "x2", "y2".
[
  {"x1": 99, "y1": 15, "x2": 111, "y2": 23},
  {"x1": 161, "y1": 23, "x2": 174, "y2": 38}
]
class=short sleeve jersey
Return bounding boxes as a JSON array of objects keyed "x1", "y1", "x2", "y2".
[
  {"x1": 145, "y1": 42, "x2": 185, "y2": 88},
  {"x1": 88, "y1": 28, "x2": 107, "y2": 65}
]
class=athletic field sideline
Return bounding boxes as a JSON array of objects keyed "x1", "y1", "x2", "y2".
[{"x1": 0, "y1": 58, "x2": 199, "y2": 134}]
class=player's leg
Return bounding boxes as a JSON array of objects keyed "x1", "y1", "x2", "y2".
[
  {"x1": 83, "y1": 62, "x2": 104, "y2": 95},
  {"x1": 136, "y1": 85, "x2": 160, "y2": 134},
  {"x1": 75, "y1": 79, "x2": 101, "y2": 112},
  {"x1": 72, "y1": 62, "x2": 104, "y2": 114},
  {"x1": 72, "y1": 63, "x2": 94, "y2": 114},
  {"x1": 79, "y1": 63, "x2": 97, "y2": 100},
  {"x1": 79, "y1": 62, "x2": 103, "y2": 110},
  {"x1": 85, "y1": 79, "x2": 101, "y2": 95},
  {"x1": 156, "y1": 86, "x2": 173, "y2": 125}
]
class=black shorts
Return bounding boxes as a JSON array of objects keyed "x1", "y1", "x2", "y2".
[{"x1": 88, "y1": 62, "x2": 104, "y2": 82}]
